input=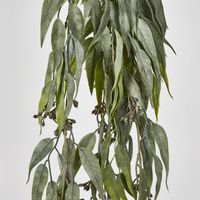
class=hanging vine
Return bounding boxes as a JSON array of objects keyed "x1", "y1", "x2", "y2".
[{"x1": 27, "y1": 0, "x2": 174, "y2": 199}]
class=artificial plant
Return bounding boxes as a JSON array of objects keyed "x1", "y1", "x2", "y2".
[{"x1": 27, "y1": 0, "x2": 174, "y2": 199}]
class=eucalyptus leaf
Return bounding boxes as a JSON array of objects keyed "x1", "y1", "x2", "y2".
[
  {"x1": 41, "y1": 0, "x2": 63, "y2": 46},
  {"x1": 88, "y1": 0, "x2": 110, "y2": 52},
  {"x1": 27, "y1": 138, "x2": 53, "y2": 183},
  {"x1": 51, "y1": 18, "x2": 66, "y2": 69},
  {"x1": 79, "y1": 147, "x2": 104, "y2": 200},
  {"x1": 95, "y1": 59, "x2": 104, "y2": 105},
  {"x1": 32, "y1": 164, "x2": 48, "y2": 200},
  {"x1": 74, "y1": 38, "x2": 84, "y2": 97},
  {"x1": 115, "y1": 145, "x2": 136, "y2": 198},
  {"x1": 103, "y1": 164, "x2": 126, "y2": 200},
  {"x1": 65, "y1": 182, "x2": 80, "y2": 200},
  {"x1": 152, "y1": 122, "x2": 169, "y2": 188},
  {"x1": 68, "y1": 4, "x2": 84, "y2": 41},
  {"x1": 73, "y1": 132, "x2": 96, "y2": 175},
  {"x1": 46, "y1": 181, "x2": 59, "y2": 200},
  {"x1": 154, "y1": 155, "x2": 163, "y2": 200}
]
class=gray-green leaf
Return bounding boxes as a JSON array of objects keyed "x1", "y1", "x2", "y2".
[
  {"x1": 27, "y1": 138, "x2": 53, "y2": 183},
  {"x1": 65, "y1": 182, "x2": 79, "y2": 200},
  {"x1": 115, "y1": 145, "x2": 136, "y2": 198},
  {"x1": 41, "y1": 0, "x2": 63, "y2": 46},
  {"x1": 51, "y1": 19, "x2": 66, "y2": 69},
  {"x1": 68, "y1": 4, "x2": 84, "y2": 41},
  {"x1": 73, "y1": 132, "x2": 96, "y2": 175},
  {"x1": 32, "y1": 164, "x2": 48, "y2": 200},
  {"x1": 79, "y1": 147, "x2": 104, "y2": 200},
  {"x1": 46, "y1": 181, "x2": 58, "y2": 200},
  {"x1": 152, "y1": 122, "x2": 169, "y2": 188}
]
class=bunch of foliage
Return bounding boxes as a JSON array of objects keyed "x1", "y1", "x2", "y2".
[{"x1": 27, "y1": 0, "x2": 174, "y2": 199}]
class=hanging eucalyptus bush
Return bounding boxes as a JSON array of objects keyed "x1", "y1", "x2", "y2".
[{"x1": 27, "y1": 0, "x2": 174, "y2": 199}]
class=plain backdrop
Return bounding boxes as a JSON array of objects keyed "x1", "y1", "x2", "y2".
[{"x1": 0, "y1": 0, "x2": 200, "y2": 199}]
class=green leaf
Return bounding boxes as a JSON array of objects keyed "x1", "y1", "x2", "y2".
[
  {"x1": 100, "y1": 134, "x2": 111, "y2": 167},
  {"x1": 79, "y1": 147, "x2": 104, "y2": 199},
  {"x1": 38, "y1": 80, "x2": 53, "y2": 114},
  {"x1": 124, "y1": 70, "x2": 144, "y2": 109},
  {"x1": 117, "y1": 0, "x2": 131, "y2": 52},
  {"x1": 74, "y1": 39, "x2": 84, "y2": 97},
  {"x1": 65, "y1": 182, "x2": 79, "y2": 200},
  {"x1": 130, "y1": 38, "x2": 153, "y2": 97},
  {"x1": 100, "y1": 27, "x2": 111, "y2": 62},
  {"x1": 68, "y1": 4, "x2": 84, "y2": 41},
  {"x1": 73, "y1": 132, "x2": 96, "y2": 175},
  {"x1": 113, "y1": 30, "x2": 123, "y2": 89},
  {"x1": 51, "y1": 19, "x2": 66, "y2": 69},
  {"x1": 152, "y1": 122, "x2": 169, "y2": 188},
  {"x1": 94, "y1": 59, "x2": 104, "y2": 105},
  {"x1": 83, "y1": 0, "x2": 94, "y2": 20},
  {"x1": 149, "y1": 0, "x2": 167, "y2": 35},
  {"x1": 85, "y1": 50, "x2": 95, "y2": 94},
  {"x1": 115, "y1": 145, "x2": 136, "y2": 198},
  {"x1": 32, "y1": 164, "x2": 48, "y2": 200},
  {"x1": 65, "y1": 73, "x2": 75, "y2": 117},
  {"x1": 27, "y1": 138, "x2": 53, "y2": 183},
  {"x1": 56, "y1": 81, "x2": 65, "y2": 133},
  {"x1": 154, "y1": 155, "x2": 163, "y2": 200},
  {"x1": 45, "y1": 53, "x2": 54, "y2": 85},
  {"x1": 136, "y1": 19, "x2": 160, "y2": 78},
  {"x1": 46, "y1": 181, "x2": 58, "y2": 200},
  {"x1": 128, "y1": 135, "x2": 133, "y2": 161},
  {"x1": 88, "y1": 0, "x2": 110, "y2": 52},
  {"x1": 103, "y1": 165, "x2": 126, "y2": 200},
  {"x1": 124, "y1": 0, "x2": 137, "y2": 34},
  {"x1": 40, "y1": 0, "x2": 63, "y2": 46},
  {"x1": 151, "y1": 76, "x2": 161, "y2": 120},
  {"x1": 138, "y1": 169, "x2": 148, "y2": 200}
]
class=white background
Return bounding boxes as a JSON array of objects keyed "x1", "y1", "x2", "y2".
[{"x1": 0, "y1": 0, "x2": 200, "y2": 199}]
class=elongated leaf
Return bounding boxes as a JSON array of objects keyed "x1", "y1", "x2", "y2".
[
  {"x1": 118, "y1": 0, "x2": 131, "y2": 52},
  {"x1": 124, "y1": 70, "x2": 144, "y2": 109},
  {"x1": 100, "y1": 27, "x2": 111, "y2": 65},
  {"x1": 130, "y1": 38, "x2": 153, "y2": 97},
  {"x1": 32, "y1": 164, "x2": 48, "y2": 200},
  {"x1": 65, "y1": 182, "x2": 79, "y2": 200},
  {"x1": 116, "y1": 175, "x2": 127, "y2": 200},
  {"x1": 115, "y1": 145, "x2": 136, "y2": 198},
  {"x1": 41, "y1": 0, "x2": 63, "y2": 46},
  {"x1": 138, "y1": 170, "x2": 148, "y2": 200},
  {"x1": 103, "y1": 165, "x2": 125, "y2": 200},
  {"x1": 27, "y1": 138, "x2": 53, "y2": 182},
  {"x1": 151, "y1": 76, "x2": 161, "y2": 119},
  {"x1": 100, "y1": 134, "x2": 111, "y2": 167},
  {"x1": 152, "y1": 122, "x2": 169, "y2": 187},
  {"x1": 113, "y1": 30, "x2": 123, "y2": 89},
  {"x1": 79, "y1": 147, "x2": 104, "y2": 199},
  {"x1": 149, "y1": 0, "x2": 167, "y2": 35},
  {"x1": 73, "y1": 132, "x2": 96, "y2": 175},
  {"x1": 88, "y1": 0, "x2": 110, "y2": 52},
  {"x1": 136, "y1": 19, "x2": 160, "y2": 78},
  {"x1": 51, "y1": 19, "x2": 66, "y2": 69},
  {"x1": 38, "y1": 81, "x2": 53, "y2": 114},
  {"x1": 65, "y1": 73, "x2": 75, "y2": 117},
  {"x1": 68, "y1": 4, "x2": 84, "y2": 41},
  {"x1": 95, "y1": 59, "x2": 104, "y2": 105},
  {"x1": 154, "y1": 155, "x2": 163, "y2": 200},
  {"x1": 124, "y1": 0, "x2": 137, "y2": 33},
  {"x1": 56, "y1": 81, "x2": 65, "y2": 133},
  {"x1": 85, "y1": 50, "x2": 95, "y2": 94},
  {"x1": 74, "y1": 39, "x2": 84, "y2": 97},
  {"x1": 46, "y1": 181, "x2": 58, "y2": 200},
  {"x1": 83, "y1": 0, "x2": 94, "y2": 20},
  {"x1": 45, "y1": 53, "x2": 54, "y2": 85}
]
